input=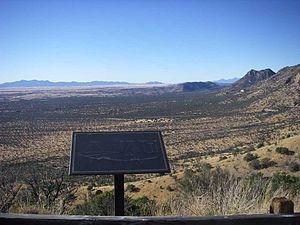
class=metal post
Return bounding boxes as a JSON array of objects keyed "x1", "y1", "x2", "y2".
[{"x1": 114, "y1": 174, "x2": 124, "y2": 216}]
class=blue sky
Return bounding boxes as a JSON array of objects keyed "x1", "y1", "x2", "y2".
[{"x1": 1, "y1": 0, "x2": 300, "y2": 83}]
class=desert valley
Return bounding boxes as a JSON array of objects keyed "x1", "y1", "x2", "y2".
[{"x1": 0, "y1": 64, "x2": 300, "y2": 215}]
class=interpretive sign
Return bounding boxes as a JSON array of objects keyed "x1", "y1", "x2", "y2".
[{"x1": 69, "y1": 131, "x2": 170, "y2": 175}]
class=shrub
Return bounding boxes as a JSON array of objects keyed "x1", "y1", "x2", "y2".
[
  {"x1": 170, "y1": 166, "x2": 281, "y2": 215},
  {"x1": 196, "y1": 162, "x2": 213, "y2": 171},
  {"x1": 95, "y1": 190, "x2": 103, "y2": 195},
  {"x1": 243, "y1": 153, "x2": 258, "y2": 162},
  {"x1": 260, "y1": 158, "x2": 277, "y2": 169},
  {"x1": 249, "y1": 159, "x2": 261, "y2": 170},
  {"x1": 72, "y1": 191, "x2": 156, "y2": 216},
  {"x1": 219, "y1": 156, "x2": 228, "y2": 161},
  {"x1": 257, "y1": 143, "x2": 264, "y2": 148},
  {"x1": 247, "y1": 145, "x2": 255, "y2": 152},
  {"x1": 275, "y1": 147, "x2": 295, "y2": 155},
  {"x1": 165, "y1": 166, "x2": 300, "y2": 216},
  {"x1": 271, "y1": 172, "x2": 300, "y2": 195},
  {"x1": 289, "y1": 162, "x2": 300, "y2": 173},
  {"x1": 87, "y1": 185, "x2": 93, "y2": 191},
  {"x1": 166, "y1": 186, "x2": 174, "y2": 192},
  {"x1": 127, "y1": 196, "x2": 156, "y2": 216},
  {"x1": 249, "y1": 158, "x2": 276, "y2": 170},
  {"x1": 72, "y1": 191, "x2": 114, "y2": 216},
  {"x1": 126, "y1": 184, "x2": 140, "y2": 193},
  {"x1": 231, "y1": 148, "x2": 242, "y2": 156}
]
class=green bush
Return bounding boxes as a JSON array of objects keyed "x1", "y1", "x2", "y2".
[
  {"x1": 271, "y1": 172, "x2": 300, "y2": 195},
  {"x1": 72, "y1": 191, "x2": 156, "y2": 216},
  {"x1": 243, "y1": 153, "x2": 258, "y2": 162},
  {"x1": 275, "y1": 147, "x2": 295, "y2": 155},
  {"x1": 73, "y1": 191, "x2": 114, "y2": 216},
  {"x1": 127, "y1": 197, "x2": 156, "y2": 216}
]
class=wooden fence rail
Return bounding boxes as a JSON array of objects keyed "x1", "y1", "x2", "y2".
[{"x1": 1, "y1": 213, "x2": 300, "y2": 225}]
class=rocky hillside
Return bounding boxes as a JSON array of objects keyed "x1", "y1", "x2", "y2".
[
  {"x1": 251, "y1": 64, "x2": 300, "y2": 110},
  {"x1": 226, "y1": 64, "x2": 300, "y2": 111}
]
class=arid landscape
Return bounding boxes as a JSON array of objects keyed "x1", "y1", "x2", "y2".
[
  {"x1": 1, "y1": 64, "x2": 300, "y2": 215},
  {"x1": 1, "y1": 0, "x2": 299, "y2": 222}
]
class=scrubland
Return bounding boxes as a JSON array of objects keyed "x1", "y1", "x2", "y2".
[{"x1": 0, "y1": 86, "x2": 300, "y2": 215}]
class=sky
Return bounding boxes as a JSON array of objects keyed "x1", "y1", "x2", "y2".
[{"x1": 0, "y1": 0, "x2": 300, "y2": 84}]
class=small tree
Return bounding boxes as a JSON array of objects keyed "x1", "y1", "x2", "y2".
[
  {"x1": 23, "y1": 168, "x2": 77, "y2": 213},
  {"x1": 275, "y1": 147, "x2": 295, "y2": 155},
  {"x1": 0, "y1": 166, "x2": 22, "y2": 212},
  {"x1": 243, "y1": 153, "x2": 258, "y2": 162}
]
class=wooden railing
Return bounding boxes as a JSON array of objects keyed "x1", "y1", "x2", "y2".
[{"x1": 0, "y1": 213, "x2": 300, "y2": 225}]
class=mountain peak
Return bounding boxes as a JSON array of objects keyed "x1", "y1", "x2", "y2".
[
  {"x1": 249, "y1": 69, "x2": 258, "y2": 73},
  {"x1": 233, "y1": 68, "x2": 275, "y2": 88}
]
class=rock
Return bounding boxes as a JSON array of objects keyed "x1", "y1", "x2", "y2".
[{"x1": 270, "y1": 197, "x2": 294, "y2": 214}]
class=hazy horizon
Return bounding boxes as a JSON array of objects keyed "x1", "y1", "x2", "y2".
[
  {"x1": 0, "y1": 76, "x2": 241, "y2": 85},
  {"x1": 1, "y1": 0, "x2": 300, "y2": 83}
]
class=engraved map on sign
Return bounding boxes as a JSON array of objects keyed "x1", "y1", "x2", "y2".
[{"x1": 70, "y1": 131, "x2": 170, "y2": 175}]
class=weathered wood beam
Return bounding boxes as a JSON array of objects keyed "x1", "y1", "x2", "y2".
[{"x1": 0, "y1": 213, "x2": 300, "y2": 225}]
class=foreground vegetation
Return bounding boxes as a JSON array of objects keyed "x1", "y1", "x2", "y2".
[
  {"x1": 1, "y1": 163, "x2": 299, "y2": 215},
  {"x1": 162, "y1": 165, "x2": 300, "y2": 215}
]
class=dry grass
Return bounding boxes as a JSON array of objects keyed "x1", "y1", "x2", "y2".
[
  {"x1": 158, "y1": 166, "x2": 300, "y2": 216},
  {"x1": 199, "y1": 134, "x2": 300, "y2": 177}
]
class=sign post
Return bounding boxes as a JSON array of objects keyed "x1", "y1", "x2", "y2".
[
  {"x1": 69, "y1": 131, "x2": 170, "y2": 216},
  {"x1": 114, "y1": 174, "x2": 124, "y2": 216}
]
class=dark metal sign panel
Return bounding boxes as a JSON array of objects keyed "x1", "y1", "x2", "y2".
[{"x1": 69, "y1": 131, "x2": 170, "y2": 175}]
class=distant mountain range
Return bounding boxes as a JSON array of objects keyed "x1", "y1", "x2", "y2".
[
  {"x1": 214, "y1": 77, "x2": 240, "y2": 84},
  {"x1": 2, "y1": 64, "x2": 299, "y2": 107},
  {"x1": 164, "y1": 81, "x2": 220, "y2": 93},
  {"x1": 0, "y1": 80, "x2": 163, "y2": 88},
  {"x1": 0, "y1": 76, "x2": 239, "y2": 89},
  {"x1": 1, "y1": 64, "x2": 299, "y2": 105}
]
